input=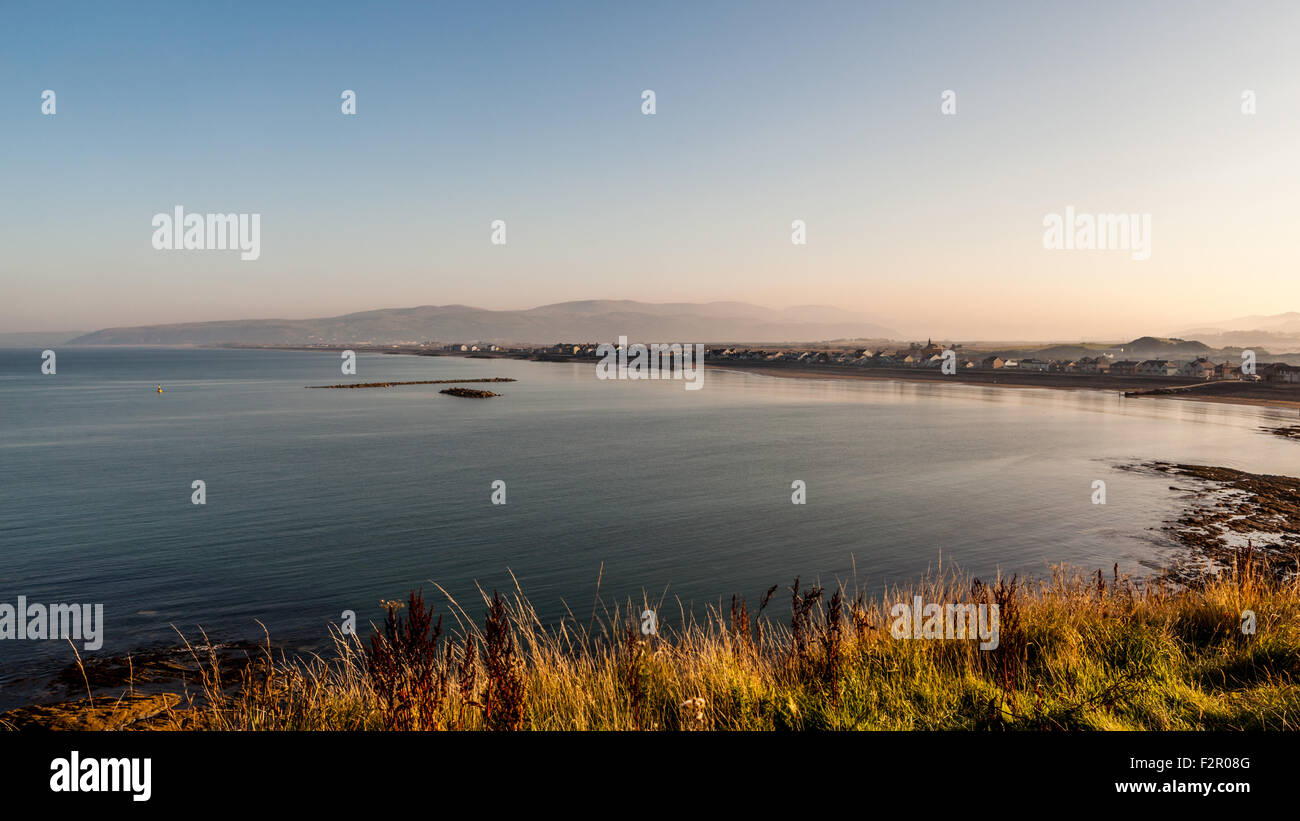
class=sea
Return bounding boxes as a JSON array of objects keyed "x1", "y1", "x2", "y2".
[{"x1": 1, "y1": 346, "x2": 1296, "y2": 708}]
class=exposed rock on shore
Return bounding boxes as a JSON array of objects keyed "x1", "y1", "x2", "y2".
[
  {"x1": 1, "y1": 693, "x2": 179, "y2": 731},
  {"x1": 1, "y1": 642, "x2": 266, "y2": 731},
  {"x1": 1126, "y1": 461, "x2": 1300, "y2": 583}
]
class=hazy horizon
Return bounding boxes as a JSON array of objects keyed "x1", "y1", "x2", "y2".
[
  {"x1": 9, "y1": 295, "x2": 1300, "y2": 346},
  {"x1": 4, "y1": 0, "x2": 1299, "y2": 339},
  {"x1": 7, "y1": 297, "x2": 1297, "y2": 347}
]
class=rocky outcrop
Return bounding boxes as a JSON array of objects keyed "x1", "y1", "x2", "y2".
[
  {"x1": 440, "y1": 387, "x2": 500, "y2": 398},
  {"x1": 1, "y1": 693, "x2": 180, "y2": 731}
]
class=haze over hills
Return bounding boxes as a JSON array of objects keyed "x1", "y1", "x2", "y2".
[
  {"x1": 68, "y1": 301, "x2": 901, "y2": 347},
  {"x1": 0, "y1": 331, "x2": 86, "y2": 347},
  {"x1": 1175, "y1": 312, "x2": 1300, "y2": 335},
  {"x1": 56, "y1": 304, "x2": 1300, "y2": 363},
  {"x1": 1170, "y1": 312, "x2": 1300, "y2": 351}
]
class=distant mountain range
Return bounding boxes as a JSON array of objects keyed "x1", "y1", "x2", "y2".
[
  {"x1": 1171, "y1": 312, "x2": 1300, "y2": 351},
  {"x1": 0, "y1": 331, "x2": 86, "y2": 347},
  {"x1": 67, "y1": 301, "x2": 902, "y2": 346},
  {"x1": 46, "y1": 306, "x2": 1300, "y2": 359},
  {"x1": 1176, "y1": 312, "x2": 1300, "y2": 336}
]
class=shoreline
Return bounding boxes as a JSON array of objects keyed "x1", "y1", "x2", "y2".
[
  {"x1": 713, "y1": 362, "x2": 1300, "y2": 410},
  {"x1": 8, "y1": 344, "x2": 1295, "y2": 725},
  {"x1": 220, "y1": 345, "x2": 1300, "y2": 410},
  {"x1": 3, "y1": 447, "x2": 1296, "y2": 726},
  {"x1": 209, "y1": 343, "x2": 1300, "y2": 410}
]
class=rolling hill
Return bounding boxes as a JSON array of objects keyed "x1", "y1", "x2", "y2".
[{"x1": 68, "y1": 301, "x2": 901, "y2": 347}]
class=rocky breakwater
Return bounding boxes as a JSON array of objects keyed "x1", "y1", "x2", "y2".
[{"x1": 308, "y1": 378, "x2": 515, "y2": 389}]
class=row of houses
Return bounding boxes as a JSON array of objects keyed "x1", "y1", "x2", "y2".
[
  {"x1": 438, "y1": 343, "x2": 505, "y2": 353},
  {"x1": 977, "y1": 356, "x2": 1182, "y2": 376},
  {"x1": 975, "y1": 355, "x2": 1300, "y2": 381},
  {"x1": 704, "y1": 346, "x2": 1300, "y2": 383},
  {"x1": 428, "y1": 340, "x2": 1300, "y2": 384}
]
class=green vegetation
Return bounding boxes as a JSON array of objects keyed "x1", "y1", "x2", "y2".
[{"x1": 168, "y1": 556, "x2": 1298, "y2": 731}]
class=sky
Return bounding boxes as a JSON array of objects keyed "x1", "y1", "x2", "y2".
[{"x1": 2, "y1": 0, "x2": 1298, "y2": 340}]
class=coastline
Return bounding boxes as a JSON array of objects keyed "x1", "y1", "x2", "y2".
[
  {"x1": 211, "y1": 343, "x2": 1300, "y2": 409},
  {"x1": 708, "y1": 361, "x2": 1300, "y2": 410},
  {"x1": 6, "y1": 345, "x2": 1300, "y2": 728},
  {"x1": 7, "y1": 462, "x2": 1289, "y2": 732},
  {"x1": 205, "y1": 345, "x2": 1300, "y2": 413}
]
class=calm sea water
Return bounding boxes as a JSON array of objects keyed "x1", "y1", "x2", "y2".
[{"x1": 1, "y1": 347, "x2": 1296, "y2": 707}]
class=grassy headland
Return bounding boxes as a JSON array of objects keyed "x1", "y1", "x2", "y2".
[{"x1": 10, "y1": 556, "x2": 1293, "y2": 732}]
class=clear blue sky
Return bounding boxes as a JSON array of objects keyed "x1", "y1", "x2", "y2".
[{"x1": 3, "y1": 0, "x2": 1298, "y2": 339}]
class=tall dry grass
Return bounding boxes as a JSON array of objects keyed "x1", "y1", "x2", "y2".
[{"x1": 170, "y1": 553, "x2": 1300, "y2": 731}]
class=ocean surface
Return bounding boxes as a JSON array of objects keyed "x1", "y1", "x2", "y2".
[{"x1": 1, "y1": 346, "x2": 1296, "y2": 708}]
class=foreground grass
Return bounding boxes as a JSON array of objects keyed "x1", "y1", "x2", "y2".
[{"x1": 173, "y1": 558, "x2": 1299, "y2": 731}]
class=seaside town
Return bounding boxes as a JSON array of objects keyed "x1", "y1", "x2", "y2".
[{"x1": 396, "y1": 339, "x2": 1300, "y2": 384}]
